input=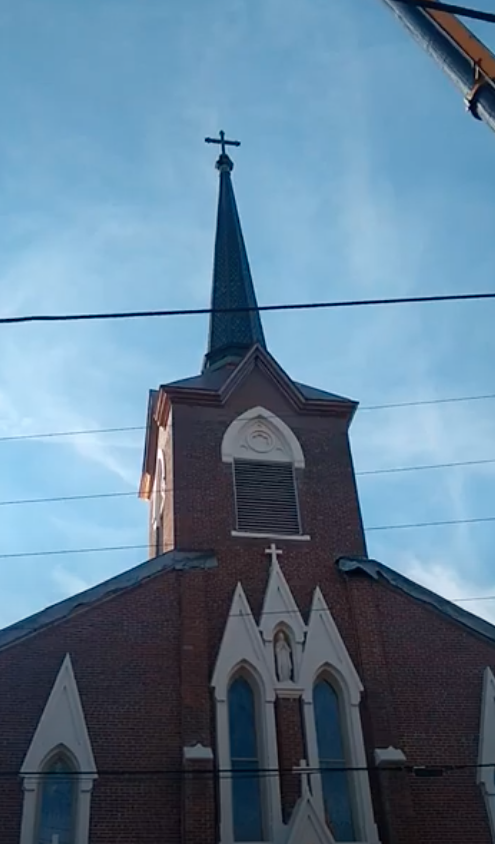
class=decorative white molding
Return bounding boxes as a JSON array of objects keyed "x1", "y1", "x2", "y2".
[
  {"x1": 299, "y1": 587, "x2": 363, "y2": 705},
  {"x1": 478, "y1": 666, "x2": 495, "y2": 839},
  {"x1": 212, "y1": 583, "x2": 282, "y2": 844},
  {"x1": 211, "y1": 583, "x2": 274, "y2": 703},
  {"x1": 259, "y1": 556, "x2": 306, "y2": 687},
  {"x1": 183, "y1": 743, "x2": 214, "y2": 761},
  {"x1": 20, "y1": 653, "x2": 97, "y2": 844},
  {"x1": 286, "y1": 778, "x2": 336, "y2": 844},
  {"x1": 231, "y1": 531, "x2": 311, "y2": 541},
  {"x1": 374, "y1": 747, "x2": 407, "y2": 767},
  {"x1": 221, "y1": 406, "x2": 305, "y2": 468},
  {"x1": 301, "y1": 588, "x2": 379, "y2": 844},
  {"x1": 151, "y1": 448, "x2": 166, "y2": 529}
]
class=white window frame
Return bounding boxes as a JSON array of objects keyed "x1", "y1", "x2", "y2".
[
  {"x1": 299, "y1": 589, "x2": 379, "y2": 844},
  {"x1": 212, "y1": 584, "x2": 282, "y2": 844},
  {"x1": 19, "y1": 654, "x2": 97, "y2": 844},
  {"x1": 478, "y1": 666, "x2": 495, "y2": 839}
]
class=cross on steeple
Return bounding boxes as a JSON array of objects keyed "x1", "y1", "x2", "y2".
[{"x1": 205, "y1": 130, "x2": 241, "y2": 157}]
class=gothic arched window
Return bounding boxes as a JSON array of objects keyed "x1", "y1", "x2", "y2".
[
  {"x1": 36, "y1": 755, "x2": 77, "y2": 844},
  {"x1": 228, "y1": 676, "x2": 264, "y2": 841},
  {"x1": 221, "y1": 407, "x2": 305, "y2": 538},
  {"x1": 314, "y1": 678, "x2": 356, "y2": 842}
]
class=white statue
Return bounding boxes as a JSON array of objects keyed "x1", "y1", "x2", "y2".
[{"x1": 275, "y1": 630, "x2": 293, "y2": 682}]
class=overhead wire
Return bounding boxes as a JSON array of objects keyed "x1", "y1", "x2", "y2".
[
  {"x1": 3, "y1": 511, "x2": 495, "y2": 559},
  {"x1": 0, "y1": 390, "x2": 494, "y2": 444},
  {"x1": 1, "y1": 760, "x2": 494, "y2": 778},
  {"x1": 1, "y1": 451, "x2": 495, "y2": 509},
  {"x1": 0, "y1": 291, "x2": 494, "y2": 327}
]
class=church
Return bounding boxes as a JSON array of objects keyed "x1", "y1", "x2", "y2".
[{"x1": 2, "y1": 135, "x2": 495, "y2": 844}]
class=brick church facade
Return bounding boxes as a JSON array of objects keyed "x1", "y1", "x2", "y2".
[{"x1": 2, "y1": 139, "x2": 495, "y2": 844}]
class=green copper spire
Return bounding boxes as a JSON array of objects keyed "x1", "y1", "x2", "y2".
[{"x1": 203, "y1": 132, "x2": 267, "y2": 371}]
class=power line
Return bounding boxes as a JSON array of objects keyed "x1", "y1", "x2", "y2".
[
  {"x1": 1, "y1": 453, "x2": 494, "y2": 509},
  {"x1": 3, "y1": 514, "x2": 495, "y2": 559},
  {"x1": 0, "y1": 291, "x2": 494, "y2": 326},
  {"x1": 1, "y1": 390, "x2": 494, "y2": 444},
  {"x1": 3, "y1": 759, "x2": 495, "y2": 778},
  {"x1": 400, "y1": 0, "x2": 495, "y2": 24}
]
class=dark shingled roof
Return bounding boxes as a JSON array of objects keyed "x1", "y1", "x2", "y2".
[
  {"x1": 203, "y1": 153, "x2": 266, "y2": 371},
  {"x1": 0, "y1": 550, "x2": 217, "y2": 651},
  {"x1": 338, "y1": 556, "x2": 495, "y2": 644}
]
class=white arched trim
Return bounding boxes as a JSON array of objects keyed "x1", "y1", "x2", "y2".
[
  {"x1": 221, "y1": 406, "x2": 305, "y2": 468},
  {"x1": 300, "y1": 590, "x2": 379, "y2": 843},
  {"x1": 478, "y1": 667, "x2": 495, "y2": 839},
  {"x1": 19, "y1": 654, "x2": 97, "y2": 844},
  {"x1": 212, "y1": 584, "x2": 282, "y2": 844},
  {"x1": 152, "y1": 448, "x2": 166, "y2": 528}
]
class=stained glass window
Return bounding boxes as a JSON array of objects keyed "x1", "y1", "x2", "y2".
[
  {"x1": 37, "y1": 757, "x2": 76, "y2": 844},
  {"x1": 314, "y1": 679, "x2": 356, "y2": 842},
  {"x1": 228, "y1": 676, "x2": 263, "y2": 841}
]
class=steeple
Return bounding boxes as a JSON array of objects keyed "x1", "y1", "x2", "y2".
[{"x1": 203, "y1": 132, "x2": 267, "y2": 371}]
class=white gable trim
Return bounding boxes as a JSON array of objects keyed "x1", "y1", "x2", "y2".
[
  {"x1": 299, "y1": 587, "x2": 362, "y2": 705},
  {"x1": 259, "y1": 557, "x2": 306, "y2": 689},
  {"x1": 301, "y1": 589, "x2": 379, "y2": 843},
  {"x1": 221, "y1": 406, "x2": 305, "y2": 468},
  {"x1": 19, "y1": 653, "x2": 97, "y2": 844},
  {"x1": 212, "y1": 582, "x2": 274, "y2": 702},
  {"x1": 286, "y1": 787, "x2": 337, "y2": 844},
  {"x1": 478, "y1": 666, "x2": 495, "y2": 838},
  {"x1": 211, "y1": 583, "x2": 282, "y2": 844}
]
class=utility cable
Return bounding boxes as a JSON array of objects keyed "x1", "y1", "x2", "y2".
[
  {"x1": 3, "y1": 513, "x2": 495, "y2": 559},
  {"x1": 3, "y1": 760, "x2": 495, "y2": 778},
  {"x1": 1, "y1": 453, "x2": 495, "y2": 509},
  {"x1": 0, "y1": 390, "x2": 494, "y2": 444},
  {"x1": 0, "y1": 291, "x2": 494, "y2": 327}
]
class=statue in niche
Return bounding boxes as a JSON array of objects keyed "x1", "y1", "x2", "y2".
[{"x1": 274, "y1": 630, "x2": 293, "y2": 682}]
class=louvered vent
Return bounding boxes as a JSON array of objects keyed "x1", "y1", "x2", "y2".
[{"x1": 233, "y1": 459, "x2": 301, "y2": 535}]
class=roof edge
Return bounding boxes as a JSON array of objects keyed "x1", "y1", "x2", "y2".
[
  {"x1": 337, "y1": 556, "x2": 495, "y2": 644},
  {"x1": 0, "y1": 550, "x2": 217, "y2": 652}
]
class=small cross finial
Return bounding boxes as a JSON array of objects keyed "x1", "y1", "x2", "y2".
[
  {"x1": 293, "y1": 759, "x2": 311, "y2": 797},
  {"x1": 265, "y1": 543, "x2": 282, "y2": 566},
  {"x1": 205, "y1": 130, "x2": 240, "y2": 171}
]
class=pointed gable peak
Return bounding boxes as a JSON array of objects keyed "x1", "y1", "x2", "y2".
[
  {"x1": 211, "y1": 582, "x2": 274, "y2": 701},
  {"x1": 299, "y1": 587, "x2": 363, "y2": 704},
  {"x1": 21, "y1": 653, "x2": 96, "y2": 776},
  {"x1": 259, "y1": 556, "x2": 306, "y2": 643},
  {"x1": 203, "y1": 132, "x2": 267, "y2": 372},
  {"x1": 286, "y1": 777, "x2": 336, "y2": 844}
]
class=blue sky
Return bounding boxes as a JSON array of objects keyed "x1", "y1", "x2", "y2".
[{"x1": 1, "y1": 0, "x2": 495, "y2": 628}]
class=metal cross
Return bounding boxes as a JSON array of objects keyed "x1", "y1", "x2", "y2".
[
  {"x1": 265, "y1": 543, "x2": 283, "y2": 565},
  {"x1": 205, "y1": 130, "x2": 241, "y2": 156}
]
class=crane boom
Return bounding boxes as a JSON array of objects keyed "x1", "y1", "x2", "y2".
[{"x1": 382, "y1": 0, "x2": 495, "y2": 133}]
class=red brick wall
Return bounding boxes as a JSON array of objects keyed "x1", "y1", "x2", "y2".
[{"x1": 2, "y1": 361, "x2": 495, "y2": 844}]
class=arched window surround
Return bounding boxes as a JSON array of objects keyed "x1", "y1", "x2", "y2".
[
  {"x1": 151, "y1": 449, "x2": 166, "y2": 556},
  {"x1": 35, "y1": 747, "x2": 79, "y2": 844},
  {"x1": 19, "y1": 654, "x2": 97, "y2": 844},
  {"x1": 221, "y1": 407, "x2": 307, "y2": 540},
  {"x1": 302, "y1": 664, "x2": 378, "y2": 843},
  {"x1": 227, "y1": 668, "x2": 270, "y2": 842},
  {"x1": 212, "y1": 583, "x2": 283, "y2": 844},
  {"x1": 221, "y1": 406, "x2": 305, "y2": 469}
]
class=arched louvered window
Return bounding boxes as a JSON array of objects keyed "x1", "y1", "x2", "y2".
[
  {"x1": 228, "y1": 676, "x2": 264, "y2": 841},
  {"x1": 314, "y1": 679, "x2": 356, "y2": 842},
  {"x1": 222, "y1": 408, "x2": 305, "y2": 537},
  {"x1": 36, "y1": 755, "x2": 77, "y2": 844},
  {"x1": 233, "y1": 458, "x2": 301, "y2": 535}
]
